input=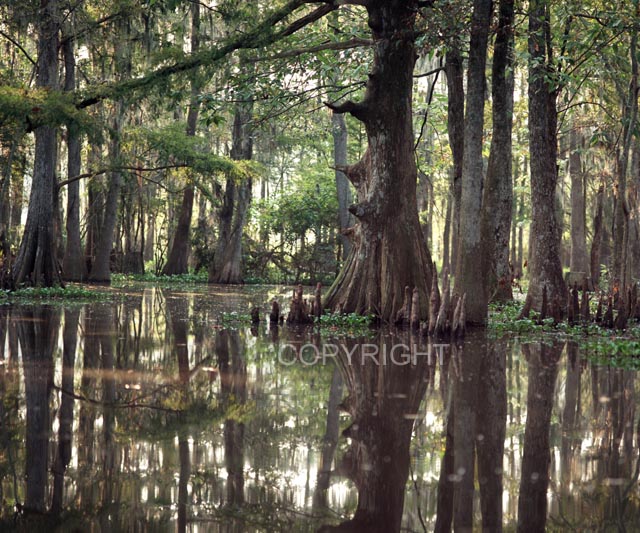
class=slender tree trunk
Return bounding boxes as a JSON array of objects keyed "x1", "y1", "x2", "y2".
[
  {"x1": 568, "y1": 128, "x2": 590, "y2": 281},
  {"x1": 9, "y1": 0, "x2": 61, "y2": 288},
  {"x1": 9, "y1": 162, "x2": 24, "y2": 239},
  {"x1": 143, "y1": 187, "x2": 156, "y2": 263},
  {"x1": 62, "y1": 36, "x2": 87, "y2": 281},
  {"x1": 446, "y1": 48, "x2": 464, "y2": 273},
  {"x1": 612, "y1": 30, "x2": 638, "y2": 288},
  {"x1": 524, "y1": 0, "x2": 567, "y2": 313},
  {"x1": 324, "y1": 1, "x2": 433, "y2": 322},
  {"x1": 481, "y1": 0, "x2": 515, "y2": 303},
  {"x1": 456, "y1": 0, "x2": 493, "y2": 324},
  {"x1": 162, "y1": 2, "x2": 201, "y2": 276},
  {"x1": 209, "y1": 105, "x2": 253, "y2": 284},
  {"x1": 332, "y1": 111, "x2": 352, "y2": 260},
  {"x1": 89, "y1": 103, "x2": 124, "y2": 282},
  {"x1": 442, "y1": 187, "x2": 452, "y2": 271}
]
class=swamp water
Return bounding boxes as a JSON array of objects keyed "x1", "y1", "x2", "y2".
[{"x1": 0, "y1": 284, "x2": 638, "y2": 532}]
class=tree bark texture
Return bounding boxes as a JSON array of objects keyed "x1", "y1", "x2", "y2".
[
  {"x1": 209, "y1": 105, "x2": 253, "y2": 284},
  {"x1": 456, "y1": 0, "x2": 493, "y2": 325},
  {"x1": 10, "y1": 0, "x2": 61, "y2": 287},
  {"x1": 445, "y1": 48, "x2": 464, "y2": 274},
  {"x1": 481, "y1": 0, "x2": 515, "y2": 303},
  {"x1": 525, "y1": 0, "x2": 567, "y2": 312},
  {"x1": 324, "y1": 1, "x2": 433, "y2": 322}
]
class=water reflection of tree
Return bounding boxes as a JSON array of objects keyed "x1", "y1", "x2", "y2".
[
  {"x1": 51, "y1": 308, "x2": 80, "y2": 514},
  {"x1": 319, "y1": 331, "x2": 432, "y2": 532},
  {"x1": 517, "y1": 340, "x2": 563, "y2": 533},
  {"x1": 435, "y1": 331, "x2": 508, "y2": 532},
  {"x1": 17, "y1": 306, "x2": 59, "y2": 514},
  {"x1": 216, "y1": 329, "x2": 248, "y2": 508},
  {"x1": 313, "y1": 365, "x2": 343, "y2": 511},
  {"x1": 166, "y1": 295, "x2": 192, "y2": 532}
]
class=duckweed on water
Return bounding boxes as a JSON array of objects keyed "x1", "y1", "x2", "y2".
[
  {"x1": 2, "y1": 285, "x2": 113, "y2": 303},
  {"x1": 488, "y1": 301, "x2": 640, "y2": 370}
]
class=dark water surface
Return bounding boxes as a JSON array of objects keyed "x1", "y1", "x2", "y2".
[{"x1": 0, "y1": 285, "x2": 638, "y2": 532}]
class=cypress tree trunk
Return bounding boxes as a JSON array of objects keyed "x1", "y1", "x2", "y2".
[
  {"x1": 89, "y1": 18, "x2": 131, "y2": 282},
  {"x1": 162, "y1": 2, "x2": 201, "y2": 276},
  {"x1": 456, "y1": 0, "x2": 493, "y2": 325},
  {"x1": 10, "y1": 0, "x2": 61, "y2": 288},
  {"x1": 324, "y1": 0, "x2": 433, "y2": 322},
  {"x1": 89, "y1": 104, "x2": 124, "y2": 282},
  {"x1": 524, "y1": 0, "x2": 567, "y2": 312},
  {"x1": 62, "y1": 36, "x2": 87, "y2": 281},
  {"x1": 481, "y1": 0, "x2": 515, "y2": 303},
  {"x1": 209, "y1": 106, "x2": 253, "y2": 284},
  {"x1": 445, "y1": 48, "x2": 464, "y2": 274},
  {"x1": 442, "y1": 186, "x2": 452, "y2": 271}
]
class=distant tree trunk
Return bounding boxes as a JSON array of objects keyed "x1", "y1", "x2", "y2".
[
  {"x1": 9, "y1": 162, "x2": 24, "y2": 239},
  {"x1": 324, "y1": 1, "x2": 434, "y2": 321},
  {"x1": 143, "y1": 183, "x2": 156, "y2": 263},
  {"x1": 62, "y1": 36, "x2": 87, "y2": 281},
  {"x1": 456, "y1": 0, "x2": 493, "y2": 325},
  {"x1": 9, "y1": 0, "x2": 61, "y2": 288},
  {"x1": 568, "y1": 128, "x2": 589, "y2": 278},
  {"x1": 524, "y1": 0, "x2": 567, "y2": 312},
  {"x1": 612, "y1": 31, "x2": 638, "y2": 288},
  {"x1": 162, "y1": 2, "x2": 201, "y2": 276},
  {"x1": 89, "y1": 103, "x2": 124, "y2": 282},
  {"x1": 481, "y1": 0, "x2": 515, "y2": 303},
  {"x1": 332, "y1": 111, "x2": 352, "y2": 261},
  {"x1": 446, "y1": 48, "x2": 464, "y2": 272},
  {"x1": 209, "y1": 105, "x2": 253, "y2": 284},
  {"x1": 442, "y1": 187, "x2": 452, "y2": 271}
]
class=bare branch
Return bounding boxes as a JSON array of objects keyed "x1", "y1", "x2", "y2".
[{"x1": 56, "y1": 164, "x2": 187, "y2": 190}]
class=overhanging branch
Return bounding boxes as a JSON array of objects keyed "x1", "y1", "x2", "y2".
[
  {"x1": 76, "y1": 0, "x2": 338, "y2": 109},
  {"x1": 247, "y1": 37, "x2": 372, "y2": 62}
]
